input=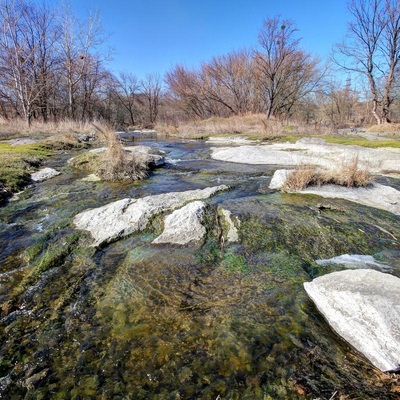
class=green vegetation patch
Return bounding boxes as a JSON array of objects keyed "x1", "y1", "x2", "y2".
[
  {"x1": 0, "y1": 143, "x2": 53, "y2": 194},
  {"x1": 317, "y1": 135, "x2": 400, "y2": 148},
  {"x1": 68, "y1": 151, "x2": 102, "y2": 174}
]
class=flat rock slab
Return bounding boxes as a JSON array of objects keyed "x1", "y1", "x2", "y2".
[
  {"x1": 301, "y1": 183, "x2": 400, "y2": 216},
  {"x1": 31, "y1": 168, "x2": 61, "y2": 182},
  {"x1": 153, "y1": 201, "x2": 206, "y2": 245},
  {"x1": 304, "y1": 269, "x2": 400, "y2": 372},
  {"x1": 211, "y1": 142, "x2": 400, "y2": 176},
  {"x1": 269, "y1": 169, "x2": 400, "y2": 215},
  {"x1": 73, "y1": 185, "x2": 229, "y2": 247}
]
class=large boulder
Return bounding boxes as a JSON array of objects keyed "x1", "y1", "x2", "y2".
[
  {"x1": 73, "y1": 185, "x2": 229, "y2": 247},
  {"x1": 304, "y1": 269, "x2": 400, "y2": 372},
  {"x1": 153, "y1": 201, "x2": 206, "y2": 245}
]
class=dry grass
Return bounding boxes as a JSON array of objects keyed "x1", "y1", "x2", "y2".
[
  {"x1": 90, "y1": 123, "x2": 148, "y2": 181},
  {"x1": 156, "y1": 114, "x2": 337, "y2": 138},
  {"x1": 367, "y1": 123, "x2": 400, "y2": 134},
  {"x1": 282, "y1": 157, "x2": 373, "y2": 192},
  {"x1": 0, "y1": 117, "x2": 96, "y2": 140}
]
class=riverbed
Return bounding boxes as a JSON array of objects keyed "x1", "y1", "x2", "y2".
[{"x1": 0, "y1": 134, "x2": 399, "y2": 399}]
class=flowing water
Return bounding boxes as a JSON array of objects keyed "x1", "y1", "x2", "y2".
[{"x1": 0, "y1": 134, "x2": 399, "y2": 399}]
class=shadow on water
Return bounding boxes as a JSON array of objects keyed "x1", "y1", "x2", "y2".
[{"x1": 0, "y1": 134, "x2": 399, "y2": 399}]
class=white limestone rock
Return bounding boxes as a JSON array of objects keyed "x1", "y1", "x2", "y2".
[
  {"x1": 73, "y1": 185, "x2": 229, "y2": 247},
  {"x1": 153, "y1": 201, "x2": 206, "y2": 245},
  {"x1": 302, "y1": 183, "x2": 400, "y2": 216},
  {"x1": 31, "y1": 168, "x2": 61, "y2": 182},
  {"x1": 268, "y1": 169, "x2": 400, "y2": 215},
  {"x1": 269, "y1": 169, "x2": 293, "y2": 190},
  {"x1": 304, "y1": 269, "x2": 400, "y2": 372}
]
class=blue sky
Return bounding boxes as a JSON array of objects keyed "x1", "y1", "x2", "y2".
[{"x1": 67, "y1": 0, "x2": 350, "y2": 79}]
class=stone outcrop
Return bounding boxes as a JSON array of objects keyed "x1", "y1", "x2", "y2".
[
  {"x1": 211, "y1": 142, "x2": 400, "y2": 176},
  {"x1": 153, "y1": 201, "x2": 206, "y2": 245},
  {"x1": 31, "y1": 168, "x2": 61, "y2": 182},
  {"x1": 301, "y1": 184, "x2": 400, "y2": 216},
  {"x1": 304, "y1": 269, "x2": 400, "y2": 372},
  {"x1": 73, "y1": 185, "x2": 229, "y2": 247},
  {"x1": 268, "y1": 169, "x2": 400, "y2": 215}
]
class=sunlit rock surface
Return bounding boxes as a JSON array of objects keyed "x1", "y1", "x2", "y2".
[
  {"x1": 304, "y1": 269, "x2": 400, "y2": 372},
  {"x1": 31, "y1": 168, "x2": 61, "y2": 182},
  {"x1": 212, "y1": 142, "x2": 400, "y2": 176},
  {"x1": 153, "y1": 201, "x2": 206, "y2": 245},
  {"x1": 269, "y1": 169, "x2": 400, "y2": 215},
  {"x1": 73, "y1": 185, "x2": 229, "y2": 246}
]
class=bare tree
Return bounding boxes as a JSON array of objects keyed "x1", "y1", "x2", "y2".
[
  {"x1": 334, "y1": 0, "x2": 400, "y2": 124},
  {"x1": 140, "y1": 73, "x2": 162, "y2": 124},
  {"x1": 57, "y1": 1, "x2": 105, "y2": 119},
  {"x1": 114, "y1": 72, "x2": 140, "y2": 126},
  {"x1": 255, "y1": 17, "x2": 323, "y2": 120},
  {"x1": 0, "y1": 0, "x2": 57, "y2": 126}
]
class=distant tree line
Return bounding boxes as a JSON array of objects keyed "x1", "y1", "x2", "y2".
[{"x1": 0, "y1": 0, "x2": 398, "y2": 128}]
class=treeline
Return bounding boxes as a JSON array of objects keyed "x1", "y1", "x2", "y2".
[
  {"x1": 0, "y1": 0, "x2": 398, "y2": 128},
  {"x1": 0, "y1": 0, "x2": 163, "y2": 127}
]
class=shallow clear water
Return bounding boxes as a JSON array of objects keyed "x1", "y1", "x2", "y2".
[{"x1": 0, "y1": 134, "x2": 399, "y2": 399}]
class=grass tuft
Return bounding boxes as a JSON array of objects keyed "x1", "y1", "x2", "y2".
[
  {"x1": 282, "y1": 157, "x2": 373, "y2": 192},
  {"x1": 86, "y1": 124, "x2": 148, "y2": 181}
]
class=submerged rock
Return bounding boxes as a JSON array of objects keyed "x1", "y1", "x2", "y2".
[
  {"x1": 219, "y1": 208, "x2": 239, "y2": 243},
  {"x1": 316, "y1": 254, "x2": 392, "y2": 271},
  {"x1": 31, "y1": 168, "x2": 61, "y2": 182},
  {"x1": 73, "y1": 185, "x2": 229, "y2": 247},
  {"x1": 304, "y1": 269, "x2": 400, "y2": 372},
  {"x1": 153, "y1": 201, "x2": 206, "y2": 245}
]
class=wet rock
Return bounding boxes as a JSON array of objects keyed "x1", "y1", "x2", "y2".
[
  {"x1": 88, "y1": 145, "x2": 165, "y2": 168},
  {"x1": 0, "y1": 184, "x2": 10, "y2": 203},
  {"x1": 73, "y1": 185, "x2": 229, "y2": 247},
  {"x1": 31, "y1": 168, "x2": 61, "y2": 182},
  {"x1": 153, "y1": 201, "x2": 206, "y2": 245},
  {"x1": 316, "y1": 254, "x2": 392, "y2": 271},
  {"x1": 219, "y1": 207, "x2": 239, "y2": 243},
  {"x1": 304, "y1": 269, "x2": 400, "y2": 372}
]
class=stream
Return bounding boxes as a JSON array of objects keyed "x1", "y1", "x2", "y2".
[{"x1": 0, "y1": 134, "x2": 399, "y2": 399}]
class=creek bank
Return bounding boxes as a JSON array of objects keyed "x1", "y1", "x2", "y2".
[
  {"x1": 73, "y1": 185, "x2": 229, "y2": 247},
  {"x1": 304, "y1": 269, "x2": 400, "y2": 372},
  {"x1": 269, "y1": 169, "x2": 400, "y2": 215},
  {"x1": 211, "y1": 140, "x2": 400, "y2": 176}
]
